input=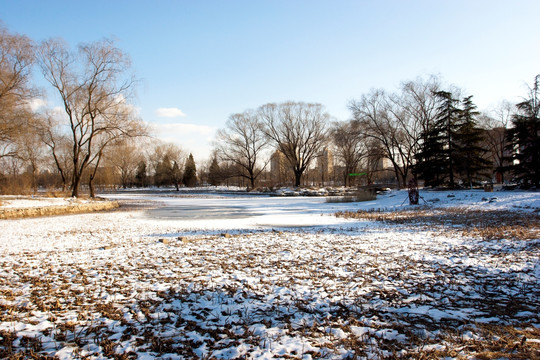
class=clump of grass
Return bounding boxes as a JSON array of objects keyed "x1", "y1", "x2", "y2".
[
  {"x1": 335, "y1": 208, "x2": 540, "y2": 240},
  {"x1": 43, "y1": 190, "x2": 73, "y2": 198},
  {"x1": 413, "y1": 324, "x2": 540, "y2": 360}
]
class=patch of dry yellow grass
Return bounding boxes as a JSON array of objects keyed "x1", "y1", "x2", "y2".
[
  {"x1": 0, "y1": 200, "x2": 119, "y2": 219},
  {"x1": 336, "y1": 207, "x2": 540, "y2": 240}
]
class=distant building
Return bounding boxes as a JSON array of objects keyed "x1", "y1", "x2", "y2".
[
  {"x1": 377, "y1": 157, "x2": 393, "y2": 170},
  {"x1": 317, "y1": 147, "x2": 333, "y2": 185},
  {"x1": 270, "y1": 150, "x2": 287, "y2": 185}
]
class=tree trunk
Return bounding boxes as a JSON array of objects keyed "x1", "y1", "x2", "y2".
[
  {"x1": 344, "y1": 166, "x2": 351, "y2": 187},
  {"x1": 31, "y1": 166, "x2": 38, "y2": 195},
  {"x1": 71, "y1": 175, "x2": 81, "y2": 197},
  {"x1": 448, "y1": 139, "x2": 455, "y2": 188},
  {"x1": 392, "y1": 165, "x2": 402, "y2": 189},
  {"x1": 60, "y1": 172, "x2": 67, "y2": 192},
  {"x1": 294, "y1": 171, "x2": 302, "y2": 187},
  {"x1": 448, "y1": 161, "x2": 455, "y2": 188},
  {"x1": 89, "y1": 174, "x2": 96, "y2": 198},
  {"x1": 401, "y1": 173, "x2": 408, "y2": 190}
]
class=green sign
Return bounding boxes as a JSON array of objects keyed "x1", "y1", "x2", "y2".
[{"x1": 348, "y1": 172, "x2": 367, "y2": 177}]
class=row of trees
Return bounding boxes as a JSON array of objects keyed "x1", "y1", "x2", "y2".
[
  {"x1": 1, "y1": 22, "x2": 538, "y2": 194},
  {"x1": 1, "y1": 23, "x2": 206, "y2": 195},
  {"x1": 415, "y1": 92, "x2": 488, "y2": 188},
  {"x1": 212, "y1": 75, "x2": 539, "y2": 190},
  {"x1": 1, "y1": 23, "x2": 150, "y2": 196},
  {"x1": 214, "y1": 102, "x2": 330, "y2": 188},
  {"x1": 118, "y1": 142, "x2": 197, "y2": 190}
]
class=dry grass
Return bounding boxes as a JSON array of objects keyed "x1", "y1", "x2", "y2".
[
  {"x1": 408, "y1": 325, "x2": 540, "y2": 359},
  {"x1": 336, "y1": 207, "x2": 540, "y2": 241},
  {"x1": 1, "y1": 206, "x2": 538, "y2": 358},
  {"x1": 0, "y1": 200, "x2": 119, "y2": 219},
  {"x1": 326, "y1": 190, "x2": 377, "y2": 203},
  {"x1": 41, "y1": 190, "x2": 75, "y2": 198}
]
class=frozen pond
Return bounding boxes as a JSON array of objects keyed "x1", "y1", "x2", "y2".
[
  {"x1": 103, "y1": 192, "x2": 373, "y2": 229},
  {"x1": 101, "y1": 189, "x2": 540, "y2": 230},
  {"x1": 147, "y1": 202, "x2": 254, "y2": 219},
  {"x1": 144, "y1": 196, "x2": 343, "y2": 220}
]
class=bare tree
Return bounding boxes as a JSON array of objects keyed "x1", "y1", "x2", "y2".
[
  {"x1": 330, "y1": 120, "x2": 366, "y2": 186},
  {"x1": 259, "y1": 102, "x2": 329, "y2": 187},
  {"x1": 85, "y1": 102, "x2": 148, "y2": 197},
  {"x1": 19, "y1": 123, "x2": 45, "y2": 193},
  {"x1": 214, "y1": 110, "x2": 269, "y2": 190},
  {"x1": 363, "y1": 138, "x2": 386, "y2": 185},
  {"x1": 349, "y1": 76, "x2": 442, "y2": 188},
  {"x1": 400, "y1": 75, "x2": 441, "y2": 142},
  {"x1": 36, "y1": 111, "x2": 73, "y2": 191},
  {"x1": 38, "y1": 38, "x2": 147, "y2": 197},
  {"x1": 0, "y1": 24, "x2": 37, "y2": 160},
  {"x1": 479, "y1": 100, "x2": 513, "y2": 183},
  {"x1": 106, "y1": 140, "x2": 144, "y2": 189},
  {"x1": 349, "y1": 90, "x2": 409, "y2": 187},
  {"x1": 397, "y1": 76, "x2": 441, "y2": 180}
]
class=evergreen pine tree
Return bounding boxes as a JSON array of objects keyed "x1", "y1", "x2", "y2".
[
  {"x1": 507, "y1": 75, "x2": 540, "y2": 187},
  {"x1": 455, "y1": 96, "x2": 490, "y2": 188},
  {"x1": 414, "y1": 121, "x2": 446, "y2": 187},
  {"x1": 135, "y1": 161, "x2": 147, "y2": 187},
  {"x1": 415, "y1": 91, "x2": 460, "y2": 187},
  {"x1": 208, "y1": 157, "x2": 222, "y2": 186},
  {"x1": 434, "y1": 91, "x2": 461, "y2": 188},
  {"x1": 182, "y1": 153, "x2": 197, "y2": 187}
]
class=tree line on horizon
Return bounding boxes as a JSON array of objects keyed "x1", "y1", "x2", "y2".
[
  {"x1": 212, "y1": 75, "x2": 539, "y2": 191},
  {"x1": 1, "y1": 24, "x2": 539, "y2": 196}
]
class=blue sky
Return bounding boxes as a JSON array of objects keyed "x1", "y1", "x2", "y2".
[{"x1": 2, "y1": 0, "x2": 539, "y2": 160}]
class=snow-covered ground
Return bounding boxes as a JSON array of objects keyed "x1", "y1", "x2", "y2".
[
  {"x1": 0, "y1": 196, "x2": 92, "y2": 209},
  {"x1": 0, "y1": 189, "x2": 538, "y2": 359}
]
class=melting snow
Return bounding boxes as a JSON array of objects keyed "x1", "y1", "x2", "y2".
[{"x1": 0, "y1": 189, "x2": 538, "y2": 358}]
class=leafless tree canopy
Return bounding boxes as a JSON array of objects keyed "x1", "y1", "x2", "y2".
[
  {"x1": 34, "y1": 111, "x2": 73, "y2": 190},
  {"x1": 478, "y1": 101, "x2": 514, "y2": 183},
  {"x1": 349, "y1": 76, "x2": 442, "y2": 188},
  {"x1": 1, "y1": 19, "x2": 536, "y2": 193},
  {"x1": 0, "y1": 24, "x2": 36, "y2": 159},
  {"x1": 331, "y1": 120, "x2": 366, "y2": 186},
  {"x1": 106, "y1": 140, "x2": 144, "y2": 189},
  {"x1": 37, "y1": 38, "x2": 147, "y2": 197},
  {"x1": 259, "y1": 101, "x2": 329, "y2": 187},
  {"x1": 214, "y1": 110, "x2": 269, "y2": 190}
]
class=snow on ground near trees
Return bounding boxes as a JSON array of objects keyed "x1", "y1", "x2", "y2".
[
  {"x1": 0, "y1": 189, "x2": 539, "y2": 359},
  {"x1": 0, "y1": 196, "x2": 92, "y2": 209}
]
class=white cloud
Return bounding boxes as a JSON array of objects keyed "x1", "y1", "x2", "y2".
[
  {"x1": 28, "y1": 98, "x2": 47, "y2": 112},
  {"x1": 155, "y1": 107, "x2": 187, "y2": 118},
  {"x1": 156, "y1": 123, "x2": 215, "y2": 136},
  {"x1": 153, "y1": 123, "x2": 217, "y2": 160}
]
